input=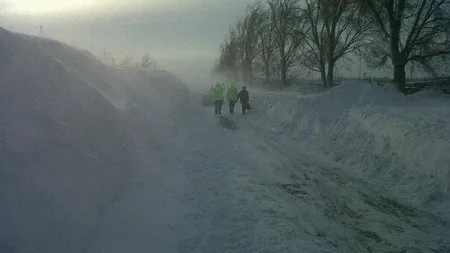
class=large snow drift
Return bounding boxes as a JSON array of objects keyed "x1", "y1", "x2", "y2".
[
  {"x1": 0, "y1": 28, "x2": 187, "y2": 252},
  {"x1": 252, "y1": 81, "x2": 450, "y2": 219}
]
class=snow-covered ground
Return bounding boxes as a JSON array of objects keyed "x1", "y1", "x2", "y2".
[
  {"x1": 0, "y1": 28, "x2": 139, "y2": 253},
  {"x1": 236, "y1": 83, "x2": 450, "y2": 251},
  {"x1": 0, "y1": 28, "x2": 187, "y2": 252},
  {"x1": 251, "y1": 82, "x2": 450, "y2": 219},
  {"x1": 1, "y1": 27, "x2": 449, "y2": 253}
]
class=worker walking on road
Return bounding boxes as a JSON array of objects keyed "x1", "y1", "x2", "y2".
[
  {"x1": 226, "y1": 83, "x2": 238, "y2": 114},
  {"x1": 237, "y1": 86, "x2": 250, "y2": 115},
  {"x1": 211, "y1": 83, "x2": 225, "y2": 115}
]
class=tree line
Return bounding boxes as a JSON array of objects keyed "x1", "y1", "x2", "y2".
[
  {"x1": 120, "y1": 53, "x2": 158, "y2": 69},
  {"x1": 214, "y1": 0, "x2": 450, "y2": 93}
]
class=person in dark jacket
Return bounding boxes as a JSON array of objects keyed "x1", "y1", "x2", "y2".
[{"x1": 236, "y1": 86, "x2": 250, "y2": 114}]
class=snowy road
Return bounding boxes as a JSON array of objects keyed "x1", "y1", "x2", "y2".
[{"x1": 86, "y1": 93, "x2": 450, "y2": 253}]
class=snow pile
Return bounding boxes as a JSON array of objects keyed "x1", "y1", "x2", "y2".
[
  {"x1": 253, "y1": 81, "x2": 450, "y2": 219},
  {"x1": 21, "y1": 34, "x2": 189, "y2": 138},
  {"x1": 0, "y1": 28, "x2": 187, "y2": 252},
  {"x1": 0, "y1": 27, "x2": 137, "y2": 253},
  {"x1": 20, "y1": 35, "x2": 132, "y2": 110}
]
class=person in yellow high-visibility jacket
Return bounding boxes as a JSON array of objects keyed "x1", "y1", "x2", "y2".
[
  {"x1": 211, "y1": 83, "x2": 225, "y2": 115},
  {"x1": 226, "y1": 83, "x2": 238, "y2": 114}
]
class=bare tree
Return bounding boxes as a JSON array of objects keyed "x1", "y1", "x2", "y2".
[
  {"x1": 268, "y1": 0, "x2": 305, "y2": 86},
  {"x1": 300, "y1": 0, "x2": 327, "y2": 88},
  {"x1": 359, "y1": 0, "x2": 450, "y2": 93},
  {"x1": 255, "y1": 5, "x2": 278, "y2": 84},
  {"x1": 141, "y1": 53, "x2": 157, "y2": 69},
  {"x1": 215, "y1": 30, "x2": 240, "y2": 80},
  {"x1": 39, "y1": 25, "x2": 45, "y2": 37},
  {"x1": 235, "y1": 3, "x2": 266, "y2": 85},
  {"x1": 301, "y1": 0, "x2": 372, "y2": 89},
  {"x1": 141, "y1": 54, "x2": 151, "y2": 68}
]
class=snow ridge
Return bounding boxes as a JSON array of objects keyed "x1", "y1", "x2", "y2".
[{"x1": 253, "y1": 81, "x2": 450, "y2": 219}]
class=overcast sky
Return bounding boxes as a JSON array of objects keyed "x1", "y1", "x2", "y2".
[
  {"x1": 0, "y1": 0, "x2": 257, "y2": 86},
  {"x1": 1, "y1": 0, "x2": 394, "y2": 86}
]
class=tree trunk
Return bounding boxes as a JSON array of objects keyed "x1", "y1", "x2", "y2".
[
  {"x1": 265, "y1": 65, "x2": 270, "y2": 84},
  {"x1": 320, "y1": 65, "x2": 327, "y2": 90},
  {"x1": 277, "y1": 40, "x2": 289, "y2": 86},
  {"x1": 326, "y1": 61, "x2": 334, "y2": 88},
  {"x1": 243, "y1": 61, "x2": 253, "y2": 85},
  {"x1": 243, "y1": 67, "x2": 248, "y2": 85},
  {"x1": 393, "y1": 64, "x2": 407, "y2": 94},
  {"x1": 280, "y1": 53, "x2": 287, "y2": 86},
  {"x1": 282, "y1": 68, "x2": 287, "y2": 86},
  {"x1": 387, "y1": 10, "x2": 406, "y2": 94}
]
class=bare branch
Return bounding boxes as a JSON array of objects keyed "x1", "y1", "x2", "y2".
[
  {"x1": 357, "y1": 0, "x2": 450, "y2": 93},
  {"x1": 300, "y1": 0, "x2": 372, "y2": 88}
]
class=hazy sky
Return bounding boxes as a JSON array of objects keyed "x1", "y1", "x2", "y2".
[
  {"x1": 0, "y1": 0, "x2": 256, "y2": 85},
  {"x1": 0, "y1": 0, "x2": 394, "y2": 86}
]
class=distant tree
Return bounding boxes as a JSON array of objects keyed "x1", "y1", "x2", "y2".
[
  {"x1": 39, "y1": 25, "x2": 45, "y2": 37},
  {"x1": 141, "y1": 54, "x2": 151, "y2": 68},
  {"x1": 214, "y1": 4, "x2": 265, "y2": 85},
  {"x1": 215, "y1": 30, "x2": 240, "y2": 80},
  {"x1": 357, "y1": 0, "x2": 450, "y2": 93},
  {"x1": 235, "y1": 3, "x2": 265, "y2": 85},
  {"x1": 141, "y1": 53, "x2": 157, "y2": 68}
]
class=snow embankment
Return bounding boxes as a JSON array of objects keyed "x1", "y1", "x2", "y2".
[
  {"x1": 22, "y1": 34, "x2": 189, "y2": 139},
  {"x1": 0, "y1": 28, "x2": 188, "y2": 252},
  {"x1": 253, "y1": 81, "x2": 450, "y2": 219}
]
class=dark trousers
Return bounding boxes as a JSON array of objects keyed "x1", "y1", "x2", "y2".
[
  {"x1": 214, "y1": 100, "x2": 223, "y2": 115},
  {"x1": 228, "y1": 100, "x2": 236, "y2": 114},
  {"x1": 241, "y1": 102, "x2": 248, "y2": 114}
]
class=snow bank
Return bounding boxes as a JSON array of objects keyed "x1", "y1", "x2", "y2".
[
  {"x1": 253, "y1": 81, "x2": 450, "y2": 219},
  {"x1": 0, "y1": 28, "x2": 188, "y2": 252},
  {"x1": 0, "y1": 27, "x2": 138, "y2": 253},
  {"x1": 20, "y1": 34, "x2": 131, "y2": 110},
  {"x1": 20, "y1": 33, "x2": 190, "y2": 137}
]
